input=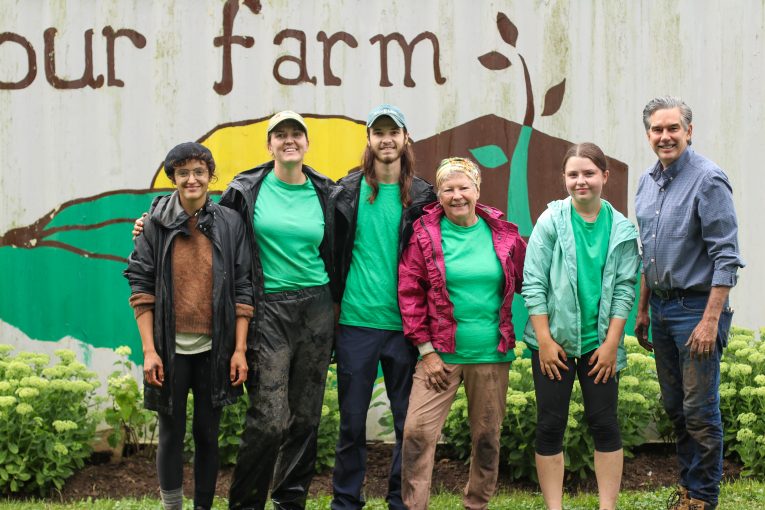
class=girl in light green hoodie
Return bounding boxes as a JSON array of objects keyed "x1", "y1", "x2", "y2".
[{"x1": 522, "y1": 142, "x2": 640, "y2": 510}]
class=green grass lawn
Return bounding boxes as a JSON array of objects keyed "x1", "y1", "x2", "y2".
[{"x1": 2, "y1": 480, "x2": 765, "y2": 510}]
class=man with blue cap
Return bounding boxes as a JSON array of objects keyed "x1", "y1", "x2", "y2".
[{"x1": 332, "y1": 104, "x2": 436, "y2": 510}]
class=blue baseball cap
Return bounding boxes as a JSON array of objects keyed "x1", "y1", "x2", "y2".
[{"x1": 366, "y1": 104, "x2": 407, "y2": 130}]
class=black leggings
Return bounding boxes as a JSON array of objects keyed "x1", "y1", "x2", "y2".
[
  {"x1": 532, "y1": 349, "x2": 621, "y2": 456},
  {"x1": 157, "y1": 351, "x2": 222, "y2": 509}
]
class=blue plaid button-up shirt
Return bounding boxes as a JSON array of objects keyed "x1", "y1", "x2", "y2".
[{"x1": 635, "y1": 147, "x2": 744, "y2": 291}]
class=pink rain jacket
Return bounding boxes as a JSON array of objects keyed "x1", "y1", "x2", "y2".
[{"x1": 398, "y1": 202, "x2": 526, "y2": 354}]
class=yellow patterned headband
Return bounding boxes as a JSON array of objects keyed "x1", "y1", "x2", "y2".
[{"x1": 435, "y1": 157, "x2": 481, "y2": 191}]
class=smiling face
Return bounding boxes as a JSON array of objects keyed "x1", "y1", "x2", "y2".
[
  {"x1": 268, "y1": 119, "x2": 309, "y2": 168},
  {"x1": 647, "y1": 107, "x2": 693, "y2": 168},
  {"x1": 172, "y1": 159, "x2": 210, "y2": 205},
  {"x1": 438, "y1": 172, "x2": 480, "y2": 226},
  {"x1": 368, "y1": 116, "x2": 408, "y2": 164},
  {"x1": 564, "y1": 156, "x2": 608, "y2": 208}
]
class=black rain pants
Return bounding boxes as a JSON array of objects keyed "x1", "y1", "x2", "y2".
[{"x1": 229, "y1": 284, "x2": 334, "y2": 510}]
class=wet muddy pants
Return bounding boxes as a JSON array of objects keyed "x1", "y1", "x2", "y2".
[
  {"x1": 650, "y1": 293, "x2": 733, "y2": 507},
  {"x1": 401, "y1": 361, "x2": 510, "y2": 510},
  {"x1": 229, "y1": 284, "x2": 334, "y2": 510}
]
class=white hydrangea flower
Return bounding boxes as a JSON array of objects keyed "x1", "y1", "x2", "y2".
[{"x1": 115, "y1": 346, "x2": 132, "y2": 357}]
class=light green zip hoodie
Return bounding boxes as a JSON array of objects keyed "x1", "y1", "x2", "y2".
[{"x1": 522, "y1": 198, "x2": 640, "y2": 371}]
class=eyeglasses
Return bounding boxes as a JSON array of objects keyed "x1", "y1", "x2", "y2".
[{"x1": 174, "y1": 168, "x2": 208, "y2": 180}]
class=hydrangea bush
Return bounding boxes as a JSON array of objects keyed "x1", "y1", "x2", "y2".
[
  {"x1": 443, "y1": 336, "x2": 663, "y2": 480},
  {"x1": 443, "y1": 329, "x2": 765, "y2": 480},
  {"x1": 443, "y1": 343, "x2": 539, "y2": 481},
  {"x1": 183, "y1": 367, "x2": 340, "y2": 472},
  {"x1": 315, "y1": 368, "x2": 340, "y2": 472},
  {"x1": 720, "y1": 326, "x2": 765, "y2": 476},
  {"x1": 0, "y1": 345, "x2": 100, "y2": 495},
  {"x1": 105, "y1": 346, "x2": 156, "y2": 457}
]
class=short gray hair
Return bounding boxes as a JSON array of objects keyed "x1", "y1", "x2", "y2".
[{"x1": 642, "y1": 96, "x2": 693, "y2": 131}]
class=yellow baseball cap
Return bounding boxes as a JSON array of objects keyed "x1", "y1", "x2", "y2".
[{"x1": 267, "y1": 110, "x2": 308, "y2": 135}]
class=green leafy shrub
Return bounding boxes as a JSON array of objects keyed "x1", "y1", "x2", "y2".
[
  {"x1": 183, "y1": 368, "x2": 340, "y2": 473},
  {"x1": 498, "y1": 354, "x2": 538, "y2": 481},
  {"x1": 216, "y1": 393, "x2": 249, "y2": 466},
  {"x1": 316, "y1": 368, "x2": 340, "y2": 472},
  {"x1": 619, "y1": 336, "x2": 664, "y2": 450},
  {"x1": 369, "y1": 374, "x2": 396, "y2": 437},
  {"x1": 443, "y1": 337, "x2": 664, "y2": 480},
  {"x1": 104, "y1": 346, "x2": 156, "y2": 456},
  {"x1": 443, "y1": 346, "x2": 538, "y2": 481},
  {"x1": 183, "y1": 389, "x2": 249, "y2": 467},
  {"x1": 720, "y1": 326, "x2": 765, "y2": 476},
  {"x1": 0, "y1": 345, "x2": 99, "y2": 495},
  {"x1": 443, "y1": 329, "x2": 765, "y2": 480}
]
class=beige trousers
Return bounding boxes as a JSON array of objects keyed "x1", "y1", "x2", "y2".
[{"x1": 401, "y1": 361, "x2": 510, "y2": 510}]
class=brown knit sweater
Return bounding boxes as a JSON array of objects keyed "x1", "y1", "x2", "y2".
[
  {"x1": 171, "y1": 216, "x2": 213, "y2": 334},
  {"x1": 129, "y1": 216, "x2": 254, "y2": 331}
]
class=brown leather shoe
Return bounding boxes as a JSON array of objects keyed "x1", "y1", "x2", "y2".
[
  {"x1": 687, "y1": 498, "x2": 713, "y2": 510},
  {"x1": 666, "y1": 487, "x2": 690, "y2": 509}
]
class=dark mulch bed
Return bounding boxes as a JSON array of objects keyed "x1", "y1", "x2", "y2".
[{"x1": 52, "y1": 442, "x2": 742, "y2": 502}]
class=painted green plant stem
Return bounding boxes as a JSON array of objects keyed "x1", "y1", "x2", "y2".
[{"x1": 507, "y1": 125, "x2": 534, "y2": 237}]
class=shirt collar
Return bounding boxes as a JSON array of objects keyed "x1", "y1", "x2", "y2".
[{"x1": 650, "y1": 147, "x2": 693, "y2": 185}]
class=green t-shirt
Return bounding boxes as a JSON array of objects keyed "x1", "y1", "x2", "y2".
[
  {"x1": 438, "y1": 216, "x2": 514, "y2": 364},
  {"x1": 571, "y1": 202, "x2": 612, "y2": 354},
  {"x1": 340, "y1": 180, "x2": 403, "y2": 330},
  {"x1": 253, "y1": 172, "x2": 329, "y2": 293}
]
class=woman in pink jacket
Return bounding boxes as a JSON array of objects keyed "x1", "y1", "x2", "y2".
[{"x1": 397, "y1": 157, "x2": 526, "y2": 510}]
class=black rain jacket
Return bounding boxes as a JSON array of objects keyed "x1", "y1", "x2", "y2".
[
  {"x1": 219, "y1": 161, "x2": 341, "y2": 347},
  {"x1": 124, "y1": 193, "x2": 253, "y2": 414}
]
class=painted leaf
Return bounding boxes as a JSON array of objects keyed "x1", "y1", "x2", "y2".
[
  {"x1": 47, "y1": 190, "x2": 172, "y2": 229},
  {"x1": 541, "y1": 78, "x2": 566, "y2": 117},
  {"x1": 478, "y1": 51, "x2": 512, "y2": 71},
  {"x1": 0, "y1": 190, "x2": 223, "y2": 262},
  {"x1": 497, "y1": 12, "x2": 519, "y2": 47},
  {"x1": 243, "y1": 0, "x2": 262, "y2": 15},
  {"x1": 469, "y1": 145, "x2": 509, "y2": 169}
]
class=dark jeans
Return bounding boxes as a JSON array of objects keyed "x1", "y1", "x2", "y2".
[
  {"x1": 650, "y1": 293, "x2": 733, "y2": 506},
  {"x1": 229, "y1": 284, "x2": 334, "y2": 510},
  {"x1": 331, "y1": 326, "x2": 417, "y2": 510},
  {"x1": 531, "y1": 349, "x2": 622, "y2": 455},
  {"x1": 157, "y1": 351, "x2": 222, "y2": 510}
]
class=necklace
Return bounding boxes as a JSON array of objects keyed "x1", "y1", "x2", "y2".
[{"x1": 576, "y1": 207, "x2": 600, "y2": 221}]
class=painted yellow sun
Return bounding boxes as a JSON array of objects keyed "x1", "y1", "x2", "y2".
[{"x1": 151, "y1": 115, "x2": 369, "y2": 190}]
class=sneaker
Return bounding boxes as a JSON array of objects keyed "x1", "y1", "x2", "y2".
[{"x1": 666, "y1": 487, "x2": 690, "y2": 509}]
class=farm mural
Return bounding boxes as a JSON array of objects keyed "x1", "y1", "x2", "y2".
[{"x1": 0, "y1": 12, "x2": 630, "y2": 367}]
